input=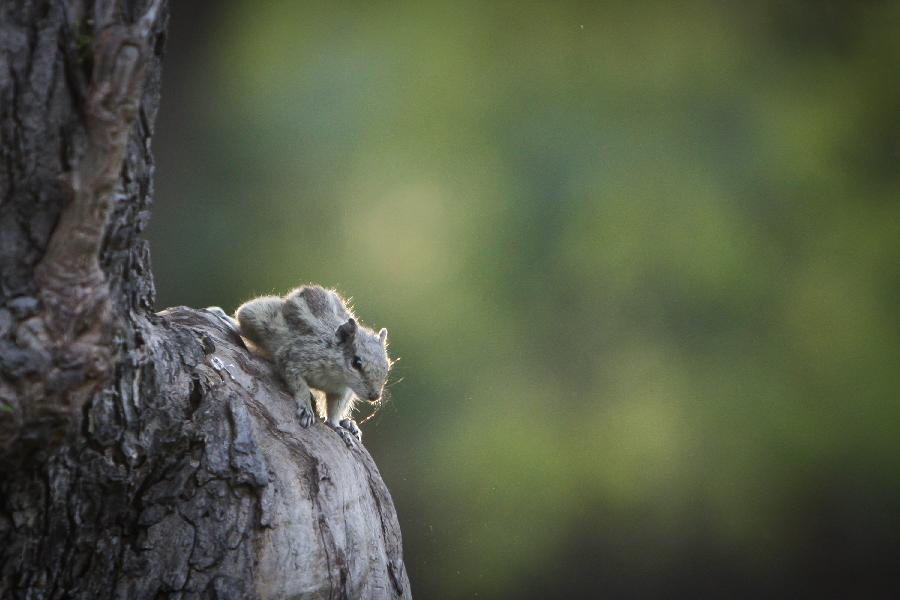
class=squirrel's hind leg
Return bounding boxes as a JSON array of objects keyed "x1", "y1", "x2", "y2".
[{"x1": 235, "y1": 296, "x2": 284, "y2": 351}]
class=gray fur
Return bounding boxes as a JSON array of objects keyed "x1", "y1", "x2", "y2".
[
  {"x1": 235, "y1": 296, "x2": 284, "y2": 358},
  {"x1": 299, "y1": 286, "x2": 333, "y2": 319},
  {"x1": 234, "y1": 285, "x2": 391, "y2": 442}
]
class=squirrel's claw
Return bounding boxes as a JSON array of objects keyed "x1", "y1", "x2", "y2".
[
  {"x1": 327, "y1": 422, "x2": 357, "y2": 448},
  {"x1": 339, "y1": 419, "x2": 362, "y2": 442},
  {"x1": 297, "y1": 406, "x2": 316, "y2": 428}
]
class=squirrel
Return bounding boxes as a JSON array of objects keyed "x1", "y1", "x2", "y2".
[{"x1": 206, "y1": 285, "x2": 390, "y2": 447}]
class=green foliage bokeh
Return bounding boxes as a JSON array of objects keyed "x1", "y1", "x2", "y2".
[{"x1": 150, "y1": 1, "x2": 900, "y2": 597}]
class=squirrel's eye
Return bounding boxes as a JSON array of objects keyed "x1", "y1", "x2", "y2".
[{"x1": 351, "y1": 356, "x2": 363, "y2": 371}]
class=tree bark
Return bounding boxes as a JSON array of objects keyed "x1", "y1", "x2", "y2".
[{"x1": 0, "y1": 1, "x2": 411, "y2": 598}]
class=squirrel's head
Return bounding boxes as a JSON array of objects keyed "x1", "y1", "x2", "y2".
[{"x1": 336, "y1": 317, "x2": 390, "y2": 402}]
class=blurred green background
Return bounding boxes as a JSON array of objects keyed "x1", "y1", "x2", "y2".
[{"x1": 149, "y1": 1, "x2": 900, "y2": 597}]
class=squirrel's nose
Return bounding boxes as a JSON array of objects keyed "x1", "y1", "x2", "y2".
[{"x1": 368, "y1": 392, "x2": 381, "y2": 401}]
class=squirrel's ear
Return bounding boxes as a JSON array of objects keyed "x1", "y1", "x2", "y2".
[
  {"x1": 378, "y1": 328, "x2": 388, "y2": 343},
  {"x1": 337, "y1": 318, "x2": 357, "y2": 343}
]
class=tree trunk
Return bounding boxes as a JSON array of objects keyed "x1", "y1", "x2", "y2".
[{"x1": 0, "y1": 1, "x2": 411, "y2": 598}]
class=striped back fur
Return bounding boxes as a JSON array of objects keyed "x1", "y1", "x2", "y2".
[{"x1": 282, "y1": 285, "x2": 352, "y2": 338}]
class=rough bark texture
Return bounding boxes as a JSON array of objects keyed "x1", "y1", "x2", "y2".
[{"x1": 0, "y1": 1, "x2": 411, "y2": 598}]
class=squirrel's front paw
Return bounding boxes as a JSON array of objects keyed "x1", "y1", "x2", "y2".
[
  {"x1": 327, "y1": 422, "x2": 357, "y2": 448},
  {"x1": 297, "y1": 406, "x2": 316, "y2": 428},
  {"x1": 339, "y1": 419, "x2": 362, "y2": 442}
]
